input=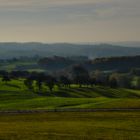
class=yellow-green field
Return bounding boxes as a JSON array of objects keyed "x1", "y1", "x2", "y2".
[{"x1": 0, "y1": 112, "x2": 139, "y2": 140}]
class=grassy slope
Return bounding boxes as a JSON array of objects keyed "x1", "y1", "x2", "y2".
[
  {"x1": 0, "y1": 79, "x2": 140, "y2": 110},
  {"x1": 0, "y1": 112, "x2": 139, "y2": 140},
  {"x1": 0, "y1": 61, "x2": 45, "y2": 72}
]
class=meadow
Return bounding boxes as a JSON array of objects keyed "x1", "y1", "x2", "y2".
[
  {"x1": 0, "y1": 112, "x2": 139, "y2": 140},
  {"x1": 0, "y1": 79, "x2": 140, "y2": 110},
  {"x1": 0, "y1": 78, "x2": 140, "y2": 140}
]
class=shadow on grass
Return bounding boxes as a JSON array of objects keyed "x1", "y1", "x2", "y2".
[
  {"x1": 59, "y1": 88, "x2": 94, "y2": 98},
  {"x1": 5, "y1": 83, "x2": 21, "y2": 89}
]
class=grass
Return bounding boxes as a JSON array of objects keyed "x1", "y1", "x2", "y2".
[
  {"x1": 0, "y1": 112, "x2": 139, "y2": 140},
  {"x1": 0, "y1": 79, "x2": 139, "y2": 140},
  {"x1": 0, "y1": 79, "x2": 139, "y2": 110},
  {"x1": 0, "y1": 61, "x2": 44, "y2": 72},
  {"x1": 0, "y1": 96, "x2": 140, "y2": 110}
]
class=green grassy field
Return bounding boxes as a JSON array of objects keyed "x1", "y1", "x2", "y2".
[
  {"x1": 0, "y1": 112, "x2": 139, "y2": 140},
  {"x1": 0, "y1": 79, "x2": 140, "y2": 140},
  {"x1": 0, "y1": 79, "x2": 140, "y2": 110},
  {"x1": 0, "y1": 61, "x2": 45, "y2": 72}
]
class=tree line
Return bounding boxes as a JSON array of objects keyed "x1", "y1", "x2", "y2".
[{"x1": 0, "y1": 65, "x2": 140, "y2": 93}]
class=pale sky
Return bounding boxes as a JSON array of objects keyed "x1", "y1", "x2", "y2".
[{"x1": 0, "y1": 0, "x2": 140, "y2": 42}]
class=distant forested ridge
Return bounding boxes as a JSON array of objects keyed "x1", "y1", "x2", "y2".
[
  {"x1": 39, "y1": 55, "x2": 140, "y2": 72},
  {"x1": 85, "y1": 55, "x2": 140, "y2": 72},
  {"x1": 38, "y1": 56, "x2": 75, "y2": 71},
  {"x1": 0, "y1": 42, "x2": 140, "y2": 59}
]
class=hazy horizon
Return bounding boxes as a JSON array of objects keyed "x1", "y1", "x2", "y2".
[{"x1": 0, "y1": 0, "x2": 140, "y2": 42}]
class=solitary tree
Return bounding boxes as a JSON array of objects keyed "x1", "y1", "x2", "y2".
[
  {"x1": 35, "y1": 73, "x2": 46, "y2": 92},
  {"x1": 45, "y1": 75, "x2": 56, "y2": 92},
  {"x1": 24, "y1": 78, "x2": 34, "y2": 91},
  {"x1": 72, "y1": 65, "x2": 89, "y2": 87}
]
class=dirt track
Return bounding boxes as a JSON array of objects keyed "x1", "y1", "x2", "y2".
[{"x1": 0, "y1": 108, "x2": 140, "y2": 114}]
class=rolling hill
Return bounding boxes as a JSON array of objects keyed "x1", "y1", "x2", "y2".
[
  {"x1": 0, "y1": 79, "x2": 139, "y2": 110},
  {"x1": 0, "y1": 43, "x2": 140, "y2": 59}
]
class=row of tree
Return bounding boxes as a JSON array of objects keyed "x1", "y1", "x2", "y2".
[{"x1": 0, "y1": 65, "x2": 140, "y2": 92}]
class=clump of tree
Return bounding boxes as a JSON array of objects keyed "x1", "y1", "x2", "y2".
[
  {"x1": 0, "y1": 64, "x2": 139, "y2": 95},
  {"x1": 45, "y1": 75, "x2": 56, "y2": 92},
  {"x1": 23, "y1": 72, "x2": 57, "y2": 93},
  {"x1": 109, "y1": 73, "x2": 119, "y2": 88},
  {"x1": 72, "y1": 65, "x2": 90, "y2": 87},
  {"x1": 10, "y1": 71, "x2": 29, "y2": 79},
  {"x1": 131, "y1": 77, "x2": 140, "y2": 89},
  {"x1": 24, "y1": 78, "x2": 34, "y2": 91},
  {"x1": 35, "y1": 73, "x2": 46, "y2": 92},
  {"x1": 59, "y1": 76, "x2": 71, "y2": 88},
  {"x1": 136, "y1": 78, "x2": 140, "y2": 89},
  {"x1": 2, "y1": 75, "x2": 11, "y2": 84}
]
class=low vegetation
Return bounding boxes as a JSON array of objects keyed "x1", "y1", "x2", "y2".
[{"x1": 0, "y1": 112, "x2": 139, "y2": 140}]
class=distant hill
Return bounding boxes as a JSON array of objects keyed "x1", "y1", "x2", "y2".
[
  {"x1": 0, "y1": 42, "x2": 140, "y2": 59},
  {"x1": 38, "y1": 56, "x2": 76, "y2": 71},
  {"x1": 38, "y1": 55, "x2": 140, "y2": 73},
  {"x1": 85, "y1": 55, "x2": 140, "y2": 72},
  {"x1": 111, "y1": 41, "x2": 140, "y2": 47}
]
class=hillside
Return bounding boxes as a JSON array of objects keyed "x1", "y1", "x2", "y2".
[
  {"x1": 0, "y1": 43, "x2": 140, "y2": 59},
  {"x1": 0, "y1": 79, "x2": 140, "y2": 110}
]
